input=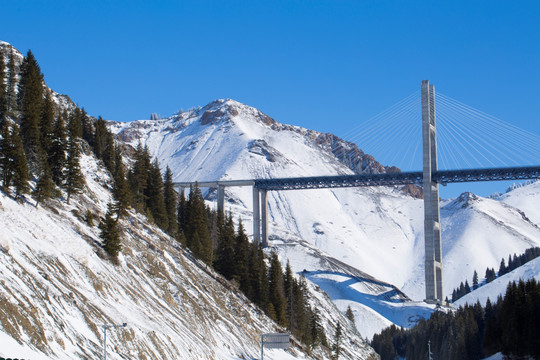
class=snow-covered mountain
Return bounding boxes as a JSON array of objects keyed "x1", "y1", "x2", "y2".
[
  {"x1": 111, "y1": 99, "x2": 540, "y2": 337},
  {"x1": 0, "y1": 42, "x2": 377, "y2": 359},
  {"x1": 0, "y1": 153, "x2": 375, "y2": 359}
]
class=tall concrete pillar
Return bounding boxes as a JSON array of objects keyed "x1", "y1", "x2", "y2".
[
  {"x1": 422, "y1": 80, "x2": 444, "y2": 303},
  {"x1": 253, "y1": 186, "x2": 261, "y2": 244},
  {"x1": 217, "y1": 185, "x2": 225, "y2": 213},
  {"x1": 261, "y1": 189, "x2": 269, "y2": 247}
]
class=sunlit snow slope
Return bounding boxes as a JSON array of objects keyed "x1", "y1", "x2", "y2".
[
  {"x1": 111, "y1": 99, "x2": 540, "y2": 336},
  {"x1": 0, "y1": 154, "x2": 374, "y2": 360}
]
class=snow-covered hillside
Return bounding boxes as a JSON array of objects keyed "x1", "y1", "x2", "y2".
[
  {"x1": 111, "y1": 99, "x2": 540, "y2": 337},
  {"x1": 455, "y1": 256, "x2": 540, "y2": 307},
  {"x1": 0, "y1": 153, "x2": 375, "y2": 360}
]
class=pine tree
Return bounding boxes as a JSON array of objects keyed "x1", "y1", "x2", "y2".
[
  {"x1": 112, "y1": 157, "x2": 131, "y2": 220},
  {"x1": 18, "y1": 50, "x2": 44, "y2": 170},
  {"x1": 49, "y1": 112, "x2": 67, "y2": 185},
  {"x1": 345, "y1": 305, "x2": 355, "y2": 324},
  {"x1": 39, "y1": 90, "x2": 55, "y2": 156},
  {"x1": 247, "y1": 243, "x2": 269, "y2": 309},
  {"x1": 101, "y1": 130, "x2": 115, "y2": 173},
  {"x1": 0, "y1": 48, "x2": 7, "y2": 121},
  {"x1": 93, "y1": 116, "x2": 107, "y2": 159},
  {"x1": 498, "y1": 258, "x2": 506, "y2": 276},
  {"x1": 0, "y1": 120, "x2": 10, "y2": 186},
  {"x1": 68, "y1": 107, "x2": 82, "y2": 140},
  {"x1": 6, "y1": 48, "x2": 18, "y2": 116},
  {"x1": 177, "y1": 190, "x2": 187, "y2": 239},
  {"x1": 233, "y1": 220, "x2": 250, "y2": 291},
  {"x1": 472, "y1": 270, "x2": 479, "y2": 290},
  {"x1": 268, "y1": 252, "x2": 287, "y2": 327},
  {"x1": 10, "y1": 124, "x2": 30, "y2": 197},
  {"x1": 99, "y1": 203, "x2": 122, "y2": 257},
  {"x1": 184, "y1": 184, "x2": 213, "y2": 264},
  {"x1": 80, "y1": 108, "x2": 93, "y2": 145},
  {"x1": 33, "y1": 160, "x2": 56, "y2": 206},
  {"x1": 128, "y1": 142, "x2": 150, "y2": 210},
  {"x1": 163, "y1": 166, "x2": 178, "y2": 236},
  {"x1": 214, "y1": 213, "x2": 236, "y2": 280},
  {"x1": 145, "y1": 159, "x2": 168, "y2": 230},
  {"x1": 332, "y1": 322, "x2": 343, "y2": 360},
  {"x1": 64, "y1": 133, "x2": 84, "y2": 204}
]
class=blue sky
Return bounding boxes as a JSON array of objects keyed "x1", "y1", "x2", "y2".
[{"x1": 2, "y1": 0, "x2": 539, "y2": 197}]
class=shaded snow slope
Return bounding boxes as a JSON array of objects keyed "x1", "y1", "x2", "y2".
[{"x1": 0, "y1": 154, "x2": 375, "y2": 360}]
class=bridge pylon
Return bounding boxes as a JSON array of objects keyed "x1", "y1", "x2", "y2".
[{"x1": 422, "y1": 80, "x2": 444, "y2": 304}]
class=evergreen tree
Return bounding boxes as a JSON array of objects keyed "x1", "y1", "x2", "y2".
[
  {"x1": 64, "y1": 133, "x2": 84, "y2": 204},
  {"x1": 268, "y1": 252, "x2": 287, "y2": 326},
  {"x1": 498, "y1": 258, "x2": 506, "y2": 276},
  {"x1": 102, "y1": 130, "x2": 115, "y2": 173},
  {"x1": 128, "y1": 142, "x2": 150, "y2": 210},
  {"x1": 39, "y1": 90, "x2": 55, "y2": 156},
  {"x1": 177, "y1": 190, "x2": 188, "y2": 241},
  {"x1": 93, "y1": 116, "x2": 107, "y2": 159},
  {"x1": 214, "y1": 212, "x2": 236, "y2": 279},
  {"x1": 163, "y1": 166, "x2": 178, "y2": 236},
  {"x1": 247, "y1": 243, "x2": 269, "y2": 309},
  {"x1": 49, "y1": 112, "x2": 67, "y2": 185},
  {"x1": 80, "y1": 108, "x2": 93, "y2": 145},
  {"x1": 0, "y1": 49, "x2": 6, "y2": 121},
  {"x1": 0, "y1": 120, "x2": 11, "y2": 187},
  {"x1": 99, "y1": 203, "x2": 122, "y2": 257},
  {"x1": 6, "y1": 48, "x2": 18, "y2": 116},
  {"x1": 233, "y1": 220, "x2": 250, "y2": 290},
  {"x1": 68, "y1": 107, "x2": 82, "y2": 140},
  {"x1": 345, "y1": 305, "x2": 355, "y2": 324},
  {"x1": 18, "y1": 50, "x2": 44, "y2": 170},
  {"x1": 332, "y1": 322, "x2": 343, "y2": 360},
  {"x1": 145, "y1": 159, "x2": 168, "y2": 230},
  {"x1": 10, "y1": 124, "x2": 30, "y2": 197},
  {"x1": 464, "y1": 280, "x2": 471, "y2": 294},
  {"x1": 184, "y1": 184, "x2": 212, "y2": 264},
  {"x1": 112, "y1": 157, "x2": 131, "y2": 220},
  {"x1": 33, "y1": 160, "x2": 56, "y2": 206},
  {"x1": 472, "y1": 270, "x2": 479, "y2": 290}
]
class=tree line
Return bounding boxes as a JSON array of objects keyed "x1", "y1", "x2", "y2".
[
  {"x1": 451, "y1": 247, "x2": 540, "y2": 303},
  {"x1": 372, "y1": 278, "x2": 540, "y2": 360},
  {"x1": 1, "y1": 47, "x2": 332, "y2": 352},
  {"x1": 0, "y1": 46, "x2": 85, "y2": 203}
]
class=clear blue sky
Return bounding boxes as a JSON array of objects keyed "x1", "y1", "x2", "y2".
[{"x1": 2, "y1": 0, "x2": 539, "y2": 197}]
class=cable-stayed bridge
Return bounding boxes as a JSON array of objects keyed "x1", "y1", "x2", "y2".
[{"x1": 174, "y1": 80, "x2": 540, "y2": 304}]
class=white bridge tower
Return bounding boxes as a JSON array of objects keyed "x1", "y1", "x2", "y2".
[{"x1": 422, "y1": 80, "x2": 444, "y2": 303}]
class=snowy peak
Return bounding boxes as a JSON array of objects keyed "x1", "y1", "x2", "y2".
[
  {"x1": 199, "y1": 99, "x2": 277, "y2": 127},
  {"x1": 447, "y1": 192, "x2": 480, "y2": 209}
]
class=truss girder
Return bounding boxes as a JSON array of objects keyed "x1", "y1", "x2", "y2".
[{"x1": 253, "y1": 166, "x2": 540, "y2": 191}]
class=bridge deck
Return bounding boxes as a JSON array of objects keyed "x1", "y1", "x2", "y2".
[
  {"x1": 253, "y1": 166, "x2": 540, "y2": 191},
  {"x1": 173, "y1": 166, "x2": 539, "y2": 191}
]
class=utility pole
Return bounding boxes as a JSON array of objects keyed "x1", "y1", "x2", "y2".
[
  {"x1": 102, "y1": 323, "x2": 127, "y2": 360},
  {"x1": 428, "y1": 340, "x2": 433, "y2": 360}
]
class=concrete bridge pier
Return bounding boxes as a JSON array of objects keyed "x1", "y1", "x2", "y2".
[
  {"x1": 252, "y1": 187, "x2": 269, "y2": 247},
  {"x1": 217, "y1": 185, "x2": 225, "y2": 213},
  {"x1": 422, "y1": 80, "x2": 444, "y2": 304},
  {"x1": 260, "y1": 189, "x2": 269, "y2": 247},
  {"x1": 253, "y1": 186, "x2": 261, "y2": 243}
]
